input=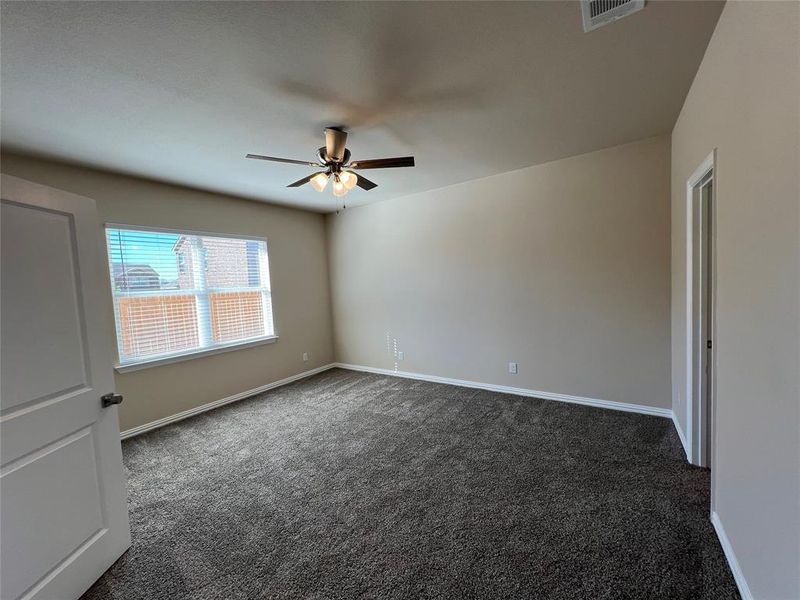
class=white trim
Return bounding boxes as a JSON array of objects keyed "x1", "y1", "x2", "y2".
[
  {"x1": 115, "y1": 336, "x2": 279, "y2": 373},
  {"x1": 686, "y1": 152, "x2": 715, "y2": 192},
  {"x1": 335, "y1": 363, "x2": 672, "y2": 418},
  {"x1": 711, "y1": 511, "x2": 754, "y2": 600},
  {"x1": 104, "y1": 222, "x2": 269, "y2": 243},
  {"x1": 672, "y1": 412, "x2": 690, "y2": 460},
  {"x1": 684, "y1": 149, "x2": 716, "y2": 468},
  {"x1": 119, "y1": 363, "x2": 335, "y2": 439}
]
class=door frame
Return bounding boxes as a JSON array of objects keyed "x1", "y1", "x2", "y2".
[{"x1": 685, "y1": 150, "x2": 717, "y2": 478}]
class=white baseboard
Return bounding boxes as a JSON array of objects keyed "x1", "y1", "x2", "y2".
[
  {"x1": 123, "y1": 361, "x2": 675, "y2": 439},
  {"x1": 672, "y1": 412, "x2": 691, "y2": 461},
  {"x1": 334, "y1": 363, "x2": 672, "y2": 419},
  {"x1": 711, "y1": 511, "x2": 753, "y2": 600},
  {"x1": 120, "y1": 363, "x2": 336, "y2": 440}
]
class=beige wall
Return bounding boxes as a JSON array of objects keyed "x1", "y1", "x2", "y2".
[
  {"x1": 670, "y1": 2, "x2": 799, "y2": 598},
  {"x1": 327, "y1": 136, "x2": 672, "y2": 410},
  {"x1": 0, "y1": 153, "x2": 335, "y2": 431}
]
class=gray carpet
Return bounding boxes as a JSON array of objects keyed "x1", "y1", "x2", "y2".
[{"x1": 82, "y1": 368, "x2": 740, "y2": 600}]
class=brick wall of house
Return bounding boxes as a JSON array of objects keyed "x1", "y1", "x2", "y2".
[
  {"x1": 175, "y1": 237, "x2": 257, "y2": 290},
  {"x1": 204, "y1": 237, "x2": 254, "y2": 288}
]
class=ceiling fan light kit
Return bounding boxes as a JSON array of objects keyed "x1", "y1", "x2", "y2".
[
  {"x1": 332, "y1": 174, "x2": 348, "y2": 197},
  {"x1": 246, "y1": 127, "x2": 415, "y2": 206},
  {"x1": 309, "y1": 172, "x2": 329, "y2": 192},
  {"x1": 339, "y1": 170, "x2": 358, "y2": 190}
]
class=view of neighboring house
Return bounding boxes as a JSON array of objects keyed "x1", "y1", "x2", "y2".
[{"x1": 112, "y1": 264, "x2": 161, "y2": 290}]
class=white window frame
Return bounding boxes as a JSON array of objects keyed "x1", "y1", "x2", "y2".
[{"x1": 104, "y1": 223, "x2": 278, "y2": 372}]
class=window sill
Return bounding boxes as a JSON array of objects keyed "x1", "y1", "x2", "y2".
[{"x1": 114, "y1": 335, "x2": 279, "y2": 373}]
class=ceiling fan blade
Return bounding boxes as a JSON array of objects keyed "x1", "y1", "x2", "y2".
[
  {"x1": 325, "y1": 128, "x2": 348, "y2": 162},
  {"x1": 246, "y1": 154, "x2": 319, "y2": 167},
  {"x1": 286, "y1": 173, "x2": 321, "y2": 188},
  {"x1": 349, "y1": 156, "x2": 415, "y2": 170},
  {"x1": 355, "y1": 174, "x2": 378, "y2": 191}
]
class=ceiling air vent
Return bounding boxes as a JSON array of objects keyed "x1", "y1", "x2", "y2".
[{"x1": 581, "y1": 0, "x2": 645, "y2": 32}]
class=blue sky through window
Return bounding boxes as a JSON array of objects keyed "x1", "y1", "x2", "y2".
[{"x1": 106, "y1": 229, "x2": 181, "y2": 280}]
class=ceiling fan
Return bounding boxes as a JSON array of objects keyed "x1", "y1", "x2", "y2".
[{"x1": 246, "y1": 127, "x2": 415, "y2": 199}]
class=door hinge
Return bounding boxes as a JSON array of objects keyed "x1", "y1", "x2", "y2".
[{"x1": 706, "y1": 340, "x2": 712, "y2": 349}]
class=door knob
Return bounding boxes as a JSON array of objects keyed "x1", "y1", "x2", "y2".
[{"x1": 101, "y1": 393, "x2": 123, "y2": 408}]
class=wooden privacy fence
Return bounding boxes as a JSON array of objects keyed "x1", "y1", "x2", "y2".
[{"x1": 117, "y1": 291, "x2": 265, "y2": 359}]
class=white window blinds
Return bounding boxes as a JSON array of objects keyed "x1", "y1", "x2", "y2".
[{"x1": 105, "y1": 226, "x2": 274, "y2": 366}]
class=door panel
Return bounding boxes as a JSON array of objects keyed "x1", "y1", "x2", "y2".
[
  {"x1": 1, "y1": 175, "x2": 131, "y2": 600},
  {"x1": 1, "y1": 203, "x2": 88, "y2": 409},
  {"x1": 0, "y1": 389, "x2": 97, "y2": 468},
  {"x1": 1, "y1": 429, "x2": 104, "y2": 600}
]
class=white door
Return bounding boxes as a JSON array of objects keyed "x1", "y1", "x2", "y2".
[{"x1": 1, "y1": 175, "x2": 131, "y2": 600}]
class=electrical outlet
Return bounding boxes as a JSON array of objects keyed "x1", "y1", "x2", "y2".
[
  {"x1": 508, "y1": 362, "x2": 518, "y2": 374},
  {"x1": 302, "y1": 352, "x2": 309, "y2": 362},
  {"x1": 397, "y1": 351, "x2": 404, "y2": 361}
]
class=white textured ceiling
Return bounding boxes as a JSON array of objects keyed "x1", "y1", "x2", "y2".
[{"x1": 1, "y1": 1, "x2": 722, "y2": 212}]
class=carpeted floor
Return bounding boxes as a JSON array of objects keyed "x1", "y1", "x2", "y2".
[{"x1": 82, "y1": 368, "x2": 740, "y2": 600}]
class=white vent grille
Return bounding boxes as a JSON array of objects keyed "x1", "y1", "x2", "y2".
[{"x1": 581, "y1": 0, "x2": 645, "y2": 32}]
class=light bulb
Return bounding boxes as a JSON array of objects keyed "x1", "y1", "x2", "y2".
[
  {"x1": 332, "y1": 175, "x2": 348, "y2": 197},
  {"x1": 310, "y1": 172, "x2": 329, "y2": 192},
  {"x1": 339, "y1": 170, "x2": 358, "y2": 190}
]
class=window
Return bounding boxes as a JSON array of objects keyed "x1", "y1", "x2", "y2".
[
  {"x1": 105, "y1": 226, "x2": 275, "y2": 368},
  {"x1": 177, "y1": 253, "x2": 187, "y2": 275}
]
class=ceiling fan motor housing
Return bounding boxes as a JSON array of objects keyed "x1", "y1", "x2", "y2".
[{"x1": 317, "y1": 147, "x2": 351, "y2": 171}]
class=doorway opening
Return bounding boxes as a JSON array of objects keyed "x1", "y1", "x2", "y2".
[{"x1": 686, "y1": 152, "x2": 716, "y2": 469}]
